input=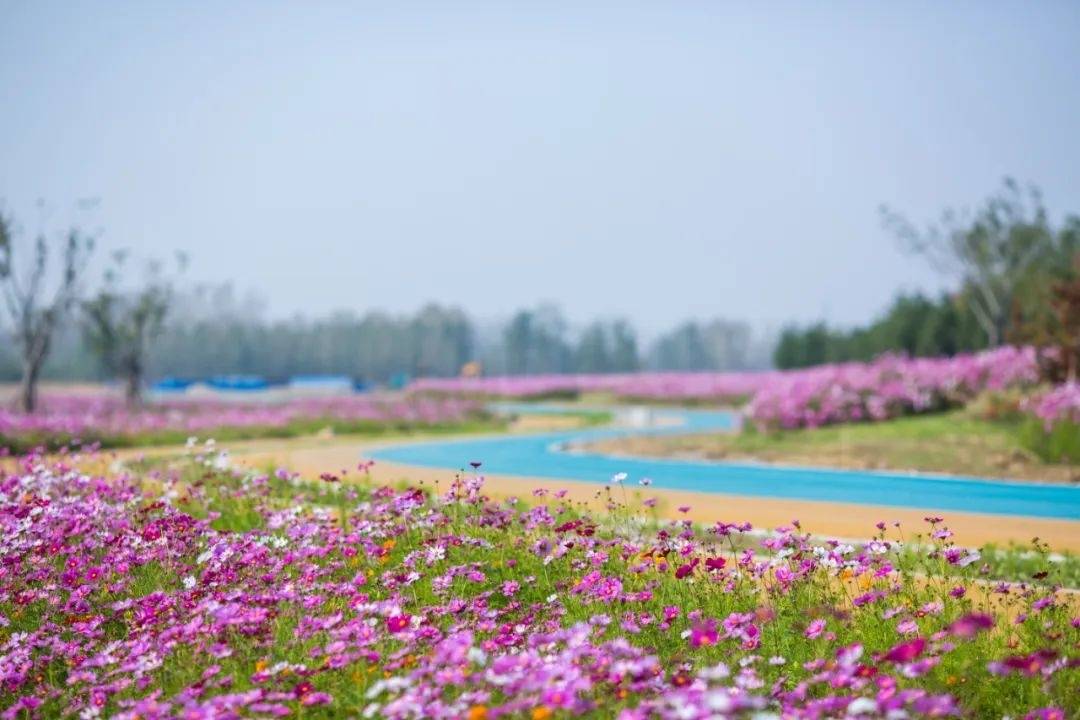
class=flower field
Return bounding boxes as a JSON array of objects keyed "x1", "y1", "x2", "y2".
[
  {"x1": 1, "y1": 445, "x2": 1075, "y2": 719},
  {"x1": 1025, "y1": 384, "x2": 1080, "y2": 430},
  {"x1": 744, "y1": 347, "x2": 1040, "y2": 430},
  {"x1": 1020, "y1": 383, "x2": 1080, "y2": 464},
  {"x1": 413, "y1": 346, "x2": 1045, "y2": 430},
  {"x1": 414, "y1": 372, "x2": 771, "y2": 404},
  {"x1": 0, "y1": 396, "x2": 490, "y2": 453}
]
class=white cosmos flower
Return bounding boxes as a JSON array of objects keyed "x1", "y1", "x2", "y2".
[
  {"x1": 611, "y1": 472, "x2": 628, "y2": 484},
  {"x1": 957, "y1": 551, "x2": 981, "y2": 567},
  {"x1": 846, "y1": 697, "x2": 878, "y2": 715}
]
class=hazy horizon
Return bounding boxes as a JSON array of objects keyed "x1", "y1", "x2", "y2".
[{"x1": 2, "y1": 1, "x2": 1079, "y2": 334}]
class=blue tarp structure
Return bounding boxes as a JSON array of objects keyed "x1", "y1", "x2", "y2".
[
  {"x1": 151, "y1": 377, "x2": 194, "y2": 392},
  {"x1": 150, "y1": 375, "x2": 371, "y2": 394},
  {"x1": 207, "y1": 376, "x2": 269, "y2": 391}
]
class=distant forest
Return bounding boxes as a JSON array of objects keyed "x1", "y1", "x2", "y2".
[{"x1": 0, "y1": 284, "x2": 777, "y2": 383}]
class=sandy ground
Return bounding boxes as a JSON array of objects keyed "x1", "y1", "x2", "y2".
[{"x1": 177, "y1": 433, "x2": 1080, "y2": 553}]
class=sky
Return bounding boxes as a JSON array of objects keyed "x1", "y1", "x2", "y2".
[{"x1": 1, "y1": 0, "x2": 1078, "y2": 334}]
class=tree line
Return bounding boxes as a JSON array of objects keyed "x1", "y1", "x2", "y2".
[
  {"x1": 774, "y1": 293, "x2": 990, "y2": 369},
  {"x1": 0, "y1": 285, "x2": 775, "y2": 392},
  {"x1": 775, "y1": 179, "x2": 1080, "y2": 371}
]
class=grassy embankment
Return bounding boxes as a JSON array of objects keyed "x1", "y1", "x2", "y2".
[{"x1": 587, "y1": 411, "x2": 1079, "y2": 483}]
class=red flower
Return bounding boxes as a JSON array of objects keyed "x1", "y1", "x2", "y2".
[
  {"x1": 854, "y1": 664, "x2": 878, "y2": 678},
  {"x1": 704, "y1": 557, "x2": 726, "y2": 572},
  {"x1": 675, "y1": 559, "x2": 700, "y2": 579}
]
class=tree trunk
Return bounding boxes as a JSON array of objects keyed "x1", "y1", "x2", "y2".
[
  {"x1": 968, "y1": 298, "x2": 999, "y2": 347},
  {"x1": 18, "y1": 359, "x2": 40, "y2": 413},
  {"x1": 124, "y1": 359, "x2": 143, "y2": 408}
]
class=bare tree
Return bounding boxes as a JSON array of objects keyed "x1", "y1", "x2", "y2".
[
  {"x1": 0, "y1": 210, "x2": 94, "y2": 412},
  {"x1": 880, "y1": 178, "x2": 1062, "y2": 347},
  {"x1": 82, "y1": 252, "x2": 184, "y2": 407}
]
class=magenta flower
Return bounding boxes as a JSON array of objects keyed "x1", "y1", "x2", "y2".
[
  {"x1": 690, "y1": 618, "x2": 719, "y2": 648},
  {"x1": 989, "y1": 650, "x2": 1059, "y2": 676},
  {"x1": 386, "y1": 614, "x2": 411, "y2": 633},
  {"x1": 882, "y1": 637, "x2": 926, "y2": 663},
  {"x1": 949, "y1": 613, "x2": 994, "y2": 638},
  {"x1": 1024, "y1": 708, "x2": 1066, "y2": 720},
  {"x1": 675, "y1": 559, "x2": 699, "y2": 579}
]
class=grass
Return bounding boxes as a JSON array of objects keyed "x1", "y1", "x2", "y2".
[
  {"x1": 0, "y1": 414, "x2": 509, "y2": 455},
  {"x1": 587, "y1": 411, "x2": 1079, "y2": 483},
  {"x1": 1019, "y1": 415, "x2": 1080, "y2": 464},
  {"x1": 553, "y1": 408, "x2": 614, "y2": 427}
]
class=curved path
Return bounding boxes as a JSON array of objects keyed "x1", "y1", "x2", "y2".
[{"x1": 369, "y1": 405, "x2": 1080, "y2": 520}]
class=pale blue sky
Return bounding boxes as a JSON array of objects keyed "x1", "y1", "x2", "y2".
[{"x1": 1, "y1": 1, "x2": 1078, "y2": 333}]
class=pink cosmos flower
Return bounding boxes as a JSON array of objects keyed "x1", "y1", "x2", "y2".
[
  {"x1": 301, "y1": 692, "x2": 333, "y2": 707},
  {"x1": 804, "y1": 619, "x2": 826, "y2": 639},
  {"x1": 896, "y1": 619, "x2": 919, "y2": 635}
]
